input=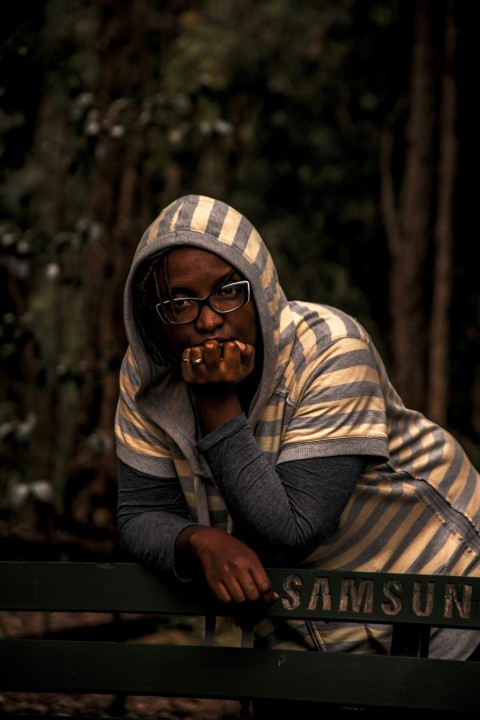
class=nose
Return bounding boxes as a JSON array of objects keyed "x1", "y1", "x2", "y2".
[{"x1": 195, "y1": 303, "x2": 224, "y2": 332}]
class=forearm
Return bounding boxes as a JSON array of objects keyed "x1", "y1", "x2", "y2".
[
  {"x1": 119, "y1": 510, "x2": 195, "y2": 577},
  {"x1": 117, "y1": 460, "x2": 196, "y2": 578},
  {"x1": 197, "y1": 415, "x2": 362, "y2": 565}
]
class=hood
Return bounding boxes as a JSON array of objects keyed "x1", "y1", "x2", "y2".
[{"x1": 123, "y1": 194, "x2": 295, "y2": 426}]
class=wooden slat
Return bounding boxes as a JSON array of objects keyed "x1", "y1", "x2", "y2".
[
  {"x1": 1, "y1": 562, "x2": 480, "y2": 714},
  {"x1": 1, "y1": 562, "x2": 480, "y2": 628},
  {"x1": 0, "y1": 561, "x2": 210, "y2": 614},
  {"x1": 0, "y1": 639, "x2": 478, "y2": 711}
]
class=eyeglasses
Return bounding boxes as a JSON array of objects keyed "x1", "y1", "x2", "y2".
[{"x1": 156, "y1": 280, "x2": 251, "y2": 325}]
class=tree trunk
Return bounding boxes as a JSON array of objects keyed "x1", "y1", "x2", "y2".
[
  {"x1": 426, "y1": 1, "x2": 458, "y2": 425},
  {"x1": 70, "y1": 0, "x2": 184, "y2": 523},
  {"x1": 380, "y1": 0, "x2": 436, "y2": 411}
]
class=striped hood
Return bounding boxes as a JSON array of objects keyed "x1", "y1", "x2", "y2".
[{"x1": 123, "y1": 194, "x2": 295, "y2": 428}]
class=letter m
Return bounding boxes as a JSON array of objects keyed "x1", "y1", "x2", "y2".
[{"x1": 339, "y1": 578, "x2": 374, "y2": 613}]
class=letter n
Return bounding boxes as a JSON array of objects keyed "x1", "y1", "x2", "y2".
[{"x1": 444, "y1": 583, "x2": 472, "y2": 620}]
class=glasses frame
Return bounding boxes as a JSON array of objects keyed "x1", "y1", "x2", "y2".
[{"x1": 155, "y1": 280, "x2": 251, "y2": 325}]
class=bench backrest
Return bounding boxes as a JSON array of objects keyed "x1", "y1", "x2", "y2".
[{"x1": 1, "y1": 562, "x2": 479, "y2": 712}]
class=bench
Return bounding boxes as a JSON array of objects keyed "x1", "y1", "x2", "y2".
[{"x1": 0, "y1": 561, "x2": 479, "y2": 717}]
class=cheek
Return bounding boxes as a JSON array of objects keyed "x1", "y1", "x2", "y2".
[
  {"x1": 243, "y1": 306, "x2": 258, "y2": 345},
  {"x1": 161, "y1": 326, "x2": 186, "y2": 355}
]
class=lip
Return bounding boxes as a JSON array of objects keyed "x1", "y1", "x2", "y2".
[{"x1": 196, "y1": 337, "x2": 236, "y2": 346}]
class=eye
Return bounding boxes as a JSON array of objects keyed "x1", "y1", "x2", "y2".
[
  {"x1": 172, "y1": 297, "x2": 195, "y2": 311},
  {"x1": 215, "y1": 283, "x2": 242, "y2": 299}
]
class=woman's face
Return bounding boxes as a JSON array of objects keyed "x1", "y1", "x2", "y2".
[{"x1": 155, "y1": 247, "x2": 258, "y2": 359}]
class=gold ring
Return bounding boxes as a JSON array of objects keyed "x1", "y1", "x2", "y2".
[
  {"x1": 190, "y1": 357, "x2": 203, "y2": 365},
  {"x1": 181, "y1": 357, "x2": 190, "y2": 363}
]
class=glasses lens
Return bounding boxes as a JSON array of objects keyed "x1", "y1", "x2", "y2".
[
  {"x1": 210, "y1": 282, "x2": 248, "y2": 313},
  {"x1": 156, "y1": 281, "x2": 249, "y2": 325},
  {"x1": 163, "y1": 298, "x2": 199, "y2": 324}
]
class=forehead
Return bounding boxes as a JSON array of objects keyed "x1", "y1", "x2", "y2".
[{"x1": 161, "y1": 247, "x2": 236, "y2": 286}]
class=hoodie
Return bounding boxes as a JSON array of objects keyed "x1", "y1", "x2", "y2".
[{"x1": 116, "y1": 194, "x2": 480, "y2": 658}]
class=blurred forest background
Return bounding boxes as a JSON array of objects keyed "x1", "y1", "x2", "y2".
[{"x1": 1, "y1": 0, "x2": 478, "y2": 561}]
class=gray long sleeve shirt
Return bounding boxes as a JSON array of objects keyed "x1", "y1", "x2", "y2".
[{"x1": 118, "y1": 414, "x2": 363, "y2": 576}]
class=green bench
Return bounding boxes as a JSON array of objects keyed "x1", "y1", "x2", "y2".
[{"x1": 0, "y1": 561, "x2": 479, "y2": 716}]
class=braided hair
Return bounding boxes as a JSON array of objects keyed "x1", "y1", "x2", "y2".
[{"x1": 132, "y1": 250, "x2": 174, "y2": 366}]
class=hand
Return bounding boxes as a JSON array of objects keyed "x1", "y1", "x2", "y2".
[
  {"x1": 181, "y1": 340, "x2": 256, "y2": 432},
  {"x1": 177, "y1": 526, "x2": 278, "y2": 605},
  {"x1": 181, "y1": 339, "x2": 255, "y2": 389}
]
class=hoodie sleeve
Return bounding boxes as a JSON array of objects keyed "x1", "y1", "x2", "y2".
[
  {"x1": 115, "y1": 349, "x2": 179, "y2": 477},
  {"x1": 277, "y1": 335, "x2": 390, "y2": 465}
]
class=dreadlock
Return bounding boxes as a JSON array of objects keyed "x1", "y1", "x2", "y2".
[{"x1": 132, "y1": 250, "x2": 172, "y2": 366}]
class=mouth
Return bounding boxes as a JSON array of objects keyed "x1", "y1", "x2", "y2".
[
  {"x1": 183, "y1": 338, "x2": 239, "y2": 359},
  {"x1": 197, "y1": 337, "x2": 236, "y2": 347}
]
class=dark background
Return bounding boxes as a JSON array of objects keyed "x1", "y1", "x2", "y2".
[{"x1": 1, "y1": 0, "x2": 478, "y2": 560}]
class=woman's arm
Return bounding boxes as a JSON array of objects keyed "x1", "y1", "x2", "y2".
[
  {"x1": 117, "y1": 460, "x2": 277, "y2": 602},
  {"x1": 117, "y1": 448, "x2": 361, "y2": 603},
  {"x1": 197, "y1": 414, "x2": 363, "y2": 565},
  {"x1": 117, "y1": 461, "x2": 195, "y2": 577}
]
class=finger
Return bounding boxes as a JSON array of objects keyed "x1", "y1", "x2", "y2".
[
  {"x1": 220, "y1": 340, "x2": 242, "y2": 367},
  {"x1": 224, "y1": 578, "x2": 249, "y2": 604},
  {"x1": 250, "y1": 567, "x2": 278, "y2": 604},
  {"x1": 189, "y1": 346, "x2": 204, "y2": 367},
  {"x1": 224, "y1": 340, "x2": 255, "y2": 372},
  {"x1": 262, "y1": 586, "x2": 279, "y2": 604},
  {"x1": 202, "y1": 339, "x2": 223, "y2": 364},
  {"x1": 240, "y1": 572, "x2": 268, "y2": 602},
  {"x1": 180, "y1": 349, "x2": 193, "y2": 379},
  {"x1": 232, "y1": 571, "x2": 277, "y2": 604},
  {"x1": 239, "y1": 342, "x2": 255, "y2": 368},
  {"x1": 213, "y1": 581, "x2": 235, "y2": 604}
]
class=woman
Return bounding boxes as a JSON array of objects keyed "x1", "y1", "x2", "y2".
[{"x1": 116, "y1": 195, "x2": 480, "y2": 712}]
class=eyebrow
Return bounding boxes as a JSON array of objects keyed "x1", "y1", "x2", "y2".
[
  {"x1": 215, "y1": 268, "x2": 238, "y2": 288},
  {"x1": 169, "y1": 267, "x2": 240, "y2": 297}
]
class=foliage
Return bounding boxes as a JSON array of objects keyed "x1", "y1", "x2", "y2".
[{"x1": 0, "y1": 0, "x2": 478, "y2": 543}]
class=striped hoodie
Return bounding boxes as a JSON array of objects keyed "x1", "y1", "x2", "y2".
[{"x1": 116, "y1": 194, "x2": 480, "y2": 658}]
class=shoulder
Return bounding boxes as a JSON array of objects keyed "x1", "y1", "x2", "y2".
[
  {"x1": 289, "y1": 301, "x2": 369, "y2": 356},
  {"x1": 278, "y1": 302, "x2": 377, "y2": 401}
]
